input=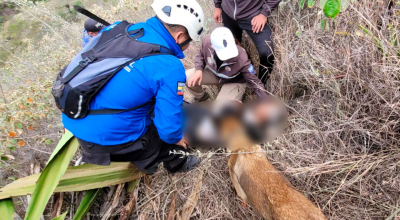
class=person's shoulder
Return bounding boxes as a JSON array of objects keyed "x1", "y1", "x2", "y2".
[
  {"x1": 144, "y1": 55, "x2": 185, "y2": 75},
  {"x1": 236, "y1": 45, "x2": 251, "y2": 62},
  {"x1": 201, "y1": 35, "x2": 212, "y2": 45}
]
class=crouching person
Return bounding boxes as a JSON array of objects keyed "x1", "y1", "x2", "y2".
[
  {"x1": 61, "y1": 0, "x2": 205, "y2": 175},
  {"x1": 186, "y1": 27, "x2": 267, "y2": 103}
]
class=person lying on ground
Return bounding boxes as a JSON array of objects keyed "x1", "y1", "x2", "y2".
[
  {"x1": 185, "y1": 27, "x2": 267, "y2": 103},
  {"x1": 213, "y1": 0, "x2": 281, "y2": 84},
  {"x1": 62, "y1": 0, "x2": 205, "y2": 175}
]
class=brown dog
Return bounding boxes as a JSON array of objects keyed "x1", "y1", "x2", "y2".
[{"x1": 219, "y1": 99, "x2": 327, "y2": 220}]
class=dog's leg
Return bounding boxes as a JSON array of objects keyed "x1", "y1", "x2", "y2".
[{"x1": 229, "y1": 157, "x2": 248, "y2": 203}]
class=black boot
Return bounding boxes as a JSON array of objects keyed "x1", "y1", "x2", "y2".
[
  {"x1": 145, "y1": 162, "x2": 160, "y2": 175},
  {"x1": 176, "y1": 155, "x2": 201, "y2": 172}
]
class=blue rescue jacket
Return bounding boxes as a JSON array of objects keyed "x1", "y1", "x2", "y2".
[
  {"x1": 62, "y1": 17, "x2": 186, "y2": 145},
  {"x1": 81, "y1": 29, "x2": 92, "y2": 48}
]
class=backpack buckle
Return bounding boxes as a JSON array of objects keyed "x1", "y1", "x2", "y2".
[{"x1": 79, "y1": 56, "x2": 95, "y2": 68}]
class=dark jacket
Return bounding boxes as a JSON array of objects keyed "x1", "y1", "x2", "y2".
[
  {"x1": 214, "y1": 0, "x2": 281, "y2": 20},
  {"x1": 194, "y1": 36, "x2": 266, "y2": 98}
]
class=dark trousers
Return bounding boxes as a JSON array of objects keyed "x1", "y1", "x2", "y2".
[
  {"x1": 222, "y1": 10, "x2": 275, "y2": 84},
  {"x1": 78, "y1": 124, "x2": 188, "y2": 173}
]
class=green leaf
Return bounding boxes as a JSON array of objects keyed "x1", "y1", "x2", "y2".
[
  {"x1": 321, "y1": 19, "x2": 327, "y2": 29},
  {"x1": 300, "y1": 0, "x2": 306, "y2": 9},
  {"x1": 9, "y1": 139, "x2": 17, "y2": 145},
  {"x1": 16, "y1": 123, "x2": 22, "y2": 129},
  {"x1": 47, "y1": 130, "x2": 74, "y2": 165},
  {"x1": 45, "y1": 139, "x2": 54, "y2": 145},
  {"x1": 24, "y1": 137, "x2": 79, "y2": 220},
  {"x1": 73, "y1": 188, "x2": 102, "y2": 220},
  {"x1": 324, "y1": 0, "x2": 341, "y2": 18},
  {"x1": 0, "y1": 162, "x2": 142, "y2": 200},
  {"x1": 51, "y1": 212, "x2": 68, "y2": 220},
  {"x1": 308, "y1": 0, "x2": 315, "y2": 8},
  {"x1": 0, "y1": 198, "x2": 14, "y2": 220},
  {"x1": 320, "y1": 0, "x2": 349, "y2": 11}
]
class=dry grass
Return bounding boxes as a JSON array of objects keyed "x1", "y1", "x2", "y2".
[{"x1": 0, "y1": 0, "x2": 399, "y2": 219}]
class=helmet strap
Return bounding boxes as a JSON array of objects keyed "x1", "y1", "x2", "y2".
[{"x1": 179, "y1": 37, "x2": 192, "y2": 49}]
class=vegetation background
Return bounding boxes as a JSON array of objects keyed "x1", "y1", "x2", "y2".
[{"x1": 0, "y1": 0, "x2": 399, "y2": 219}]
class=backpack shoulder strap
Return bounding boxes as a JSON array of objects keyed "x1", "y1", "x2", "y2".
[
  {"x1": 61, "y1": 21, "x2": 132, "y2": 84},
  {"x1": 87, "y1": 98, "x2": 156, "y2": 115}
]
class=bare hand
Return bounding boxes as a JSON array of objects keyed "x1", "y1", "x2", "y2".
[
  {"x1": 251, "y1": 14, "x2": 267, "y2": 33},
  {"x1": 176, "y1": 137, "x2": 188, "y2": 149},
  {"x1": 188, "y1": 70, "x2": 203, "y2": 87},
  {"x1": 214, "y1": 8, "x2": 222, "y2": 23}
]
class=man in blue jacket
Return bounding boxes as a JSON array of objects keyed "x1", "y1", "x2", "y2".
[{"x1": 62, "y1": 0, "x2": 205, "y2": 174}]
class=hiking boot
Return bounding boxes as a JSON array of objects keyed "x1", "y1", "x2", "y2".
[
  {"x1": 194, "y1": 92, "x2": 209, "y2": 103},
  {"x1": 177, "y1": 155, "x2": 201, "y2": 172},
  {"x1": 145, "y1": 163, "x2": 160, "y2": 175}
]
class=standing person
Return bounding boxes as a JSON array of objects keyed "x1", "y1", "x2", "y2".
[
  {"x1": 213, "y1": 0, "x2": 281, "y2": 84},
  {"x1": 62, "y1": 0, "x2": 205, "y2": 174},
  {"x1": 81, "y1": 18, "x2": 105, "y2": 48},
  {"x1": 186, "y1": 27, "x2": 267, "y2": 103}
]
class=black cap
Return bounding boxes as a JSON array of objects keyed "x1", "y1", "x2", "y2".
[{"x1": 84, "y1": 18, "x2": 104, "y2": 32}]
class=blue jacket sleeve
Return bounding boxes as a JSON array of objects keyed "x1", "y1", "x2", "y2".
[{"x1": 151, "y1": 61, "x2": 186, "y2": 144}]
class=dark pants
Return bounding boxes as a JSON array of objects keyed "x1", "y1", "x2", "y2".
[
  {"x1": 222, "y1": 10, "x2": 275, "y2": 84},
  {"x1": 78, "y1": 124, "x2": 188, "y2": 173}
]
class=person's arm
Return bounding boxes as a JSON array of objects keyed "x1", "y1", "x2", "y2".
[
  {"x1": 213, "y1": 0, "x2": 223, "y2": 23},
  {"x1": 194, "y1": 42, "x2": 206, "y2": 71},
  {"x1": 260, "y1": 0, "x2": 281, "y2": 17},
  {"x1": 240, "y1": 60, "x2": 268, "y2": 98},
  {"x1": 214, "y1": 0, "x2": 222, "y2": 8},
  {"x1": 152, "y1": 62, "x2": 186, "y2": 145}
]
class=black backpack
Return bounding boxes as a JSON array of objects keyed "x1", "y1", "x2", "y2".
[{"x1": 52, "y1": 21, "x2": 173, "y2": 119}]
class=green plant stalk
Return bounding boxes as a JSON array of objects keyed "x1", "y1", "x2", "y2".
[
  {"x1": 300, "y1": 0, "x2": 306, "y2": 9},
  {"x1": 24, "y1": 137, "x2": 79, "y2": 220},
  {"x1": 51, "y1": 212, "x2": 68, "y2": 220},
  {"x1": 73, "y1": 188, "x2": 102, "y2": 220},
  {"x1": 358, "y1": 25, "x2": 386, "y2": 54},
  {"x1": 127, "y1": 179, "x2": 140, "y2": 193},
  {"x1": 0, "y1": 198, "x2": 14, "y2": 220},
  {"x1": 0, "y1": 162, "x2": 142, "y2": 199}
]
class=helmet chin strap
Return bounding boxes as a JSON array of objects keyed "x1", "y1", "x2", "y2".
[{"x1": 178, "y1": 37, "x2": 192, "y2": 49}]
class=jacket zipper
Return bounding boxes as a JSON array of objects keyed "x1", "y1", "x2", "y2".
[
  {"x1": 233, "y1": 0, "x2": 237, "y2": 20},
  {"x1": 96, "y1": 33, "x2": 123, "y2": 50}
]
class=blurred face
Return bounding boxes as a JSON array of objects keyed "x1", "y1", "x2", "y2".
[
  {"x1": 88, "y1": 31, "x2": 99, "y2": 37},
  {"x1": 243, "y1": 99, "x2": 288, "y2": 143}
]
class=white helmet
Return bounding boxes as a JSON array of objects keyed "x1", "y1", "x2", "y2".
[{"x1": 151, "y1": 0, "x2": 204, "y2": 42}]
